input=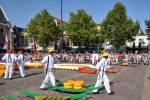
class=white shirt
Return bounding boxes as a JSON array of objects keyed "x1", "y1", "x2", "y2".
[
  {"x1": 91, "y1": 53, "x2": 96, "y2": 60},
  {"x1": 18, "y1": 54, "x2": 25, "y2": 65},
  {"x1": 2, "y1": 53, "x2": 17, "y2": 63},
  {"x1": 96, "y1": 58, "x2": 108, "y2": 71},
  {"x1": 95, "y1": 53, "x2": 99, "y2": 60},
  {"x1": 41, "y1": 55, "x2": 55, "y2": 69}
]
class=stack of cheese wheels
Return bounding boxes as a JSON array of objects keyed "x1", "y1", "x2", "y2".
[
  {"x1": 0, "y1": 69, "x2": 5, "y2": 77},
  {"x1": 73, "y1": 80, "x2": 85, "y2": 89},
  {"x1": 0, "y1": 63, "x2": 6, "y2": 76},
  {"x1": 63, "y1": 80, "x2": 85, "y2": 89},
  {"x1": 0, "y1": 63, "x2": 17, "y2": 76},
  {"x1": 111, "y1": 61, "x2": 117, "y2": 65},
  {"x1": 64, "y1": 80, "x2": 74, "y2": 89},
  {"x1": 0, "y1": 63, "x2": 18, "y2": 70},
  {"x1": 25, "y1": 62, "x2": 43, "y2": 68},
  {"x1": 121, "y1": 62, "x2": 128, "y2": 66},
  {"x1": 0, "y1": 63, "x2": 5, "y2": 70}
]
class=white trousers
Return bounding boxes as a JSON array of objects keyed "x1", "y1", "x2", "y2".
[
  {"x1": 4, "y1": 64, "x2": 14, "y2": 79},
  {"x1": 93, "y1": 71, "x2": 111, "y2": 93},
  {"x1": 19, "y1": 64, "x2": 26, "y2": 77},
  {"x1": 40, "y1": 70, "x2": 56, "y2": 89},
  {"x1": 92, "y1": 58, "x2": 96, "y2": 65}
]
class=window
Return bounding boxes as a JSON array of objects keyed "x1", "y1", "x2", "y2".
[
  {"x1": 20, "y1": 35, "x2": 29, "y2": 45},
  {"x1": 139, "y1": 39, "x2": 145, "y2": 44}
]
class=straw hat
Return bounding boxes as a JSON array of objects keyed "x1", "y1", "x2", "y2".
[
  {"x1": 48, "y1": 48, "x2": 55, "y2": 53},
  {"x1": 102, "y1": 52, "x2": 109, "y2": 57}
]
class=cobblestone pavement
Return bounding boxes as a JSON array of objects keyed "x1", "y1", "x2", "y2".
[{"x1": 0, "y1": 65, "x2": 149, "y2": 100}]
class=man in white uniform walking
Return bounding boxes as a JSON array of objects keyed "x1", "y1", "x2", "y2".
[
  {"x1": 92, "y1": 52, "x2": 114, "y2": 95},
  {"x1": 2, "y1": 49, "x2": 17, "y2": 80},
  {"x1": 17, "y1": 50, "x2": 26, "y2": 77},
  {"x1": 40, "y1": 49, "x2": 56, "y2": 89}
]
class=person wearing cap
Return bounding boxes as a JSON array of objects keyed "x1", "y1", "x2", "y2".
[
  {"x1": 40, "y1": 49, "x2": 56, "y2": 89},
  {"x1": 2, "y1": 49, "x2": 17, "y2": 80},
  {"x1": 17, "y1": 50, "x2": 26, "y2": 77},
  {"x1": 92, "y1": 52, "x2": 114, "y2": 95}
]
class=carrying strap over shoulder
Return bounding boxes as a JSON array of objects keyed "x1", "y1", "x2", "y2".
[
  {"x1": 45, "y1": 56, "x2": 49, "y2": 75},
  {"x1": 47, "y1": 56, "x2": 49, "y2": 68},
  {"x1": 102, "y1": 60, "x2": 106, "y2": 77},
  {"x1": 23, "y1": 55, "x2": 25, "y2": 61},
  {"x1": 8, "y1": 54, "x2": 12, "y2": 63}
]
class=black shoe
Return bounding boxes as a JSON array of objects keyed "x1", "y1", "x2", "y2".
[
  {"x1": 9, "y1": 78, "x2": 12, "y2": 80},
  {"x1": 92, "y1": 91, "x2": 99, "y2": 94},
  {"x1": 40, "y1": 88, "x2": 48, "y2": 90},
  {"x1": 40, "y1": 88, "x2": 47, "y2": 90},
  {"x1": 108, "y1": 91, "x2": 114, "y2": 95}
]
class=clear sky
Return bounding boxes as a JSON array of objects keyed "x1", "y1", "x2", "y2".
[{"x1": 0, "y1": 0, "x2": 150, "y2": 32}]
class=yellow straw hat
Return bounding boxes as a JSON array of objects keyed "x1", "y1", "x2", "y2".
[
  {"x1": 48, "y1": 48, "x2": 55, "y2": 53},
  {"x1": 102, "y1": 52, "x2": 109, "y2": 57}
]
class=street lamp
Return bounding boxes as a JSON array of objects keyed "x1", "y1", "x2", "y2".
[
  {"x1": 60, "y1": 0, "x2": 64, "y2": 51},
  {"x1": 61, "y1": 0, "x2": 63, "y2": 24}
]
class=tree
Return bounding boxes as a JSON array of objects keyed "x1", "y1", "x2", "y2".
[
  {"x1": 145, "y1": 18, "x2": 150, "y2": 40},
  {"x1": 100, "y1": 2, "x2": 139, "y2": 49},
  {"x1": 24, "y1": 9, "x2": 61, "y2": 50},
  {"x1": 65, "y1": 9, "x2": 97, "y2": 48}
]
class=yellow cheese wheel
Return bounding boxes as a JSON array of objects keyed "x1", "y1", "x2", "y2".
[
  {"x1": 0, "y1": 64, "x2": 6, "y2": 70},
  {"x1": 73, "y1": 83, "x2": 83, "y2": 87},
  {"x1": 0, "y1": 70, "x2": 5, "y2": 76},
  {"x1": 74, "y1": 80, "x2": 85, "y2": 86},
  {"x1": 73, "y1": 86, "x2": 83, "y2": 90},
  {"x1": 0, "y1": 73, "x2": 4, "y2": 77},
  {"x1": 64, "y1": 82, "x2": 73, "y2": 86},
  {"x1": 25, "y1": 63, "x2": 43, "y2": 68},
  {"x1": 64, "y1": 85, "x2": 73, "y2": 89},
  {"x1": 35, "y1": 96, "x2": 51, "y2": 100},
  {"x1": 0, "y1": 70, "x2": 5, "y2": 73},
  {"x1": 0, "y1": 66, "x2": 5, "y2": 70},
  {"x1": 67, "y1": 80, "x2": 74, "y2": 84}
]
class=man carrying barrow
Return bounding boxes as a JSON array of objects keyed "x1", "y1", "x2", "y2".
[
  {"x1": 92, "y1": 52, "x2": 114, "y2": 95},
  {"x1": 40, "y1": 49, "x2": 56, "y2": 90}
]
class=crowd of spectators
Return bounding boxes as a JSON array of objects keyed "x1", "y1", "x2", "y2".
[{"x1": 0, "y1": 51, "x2": 150, "y2": 65}]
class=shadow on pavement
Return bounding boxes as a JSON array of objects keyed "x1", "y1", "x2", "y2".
[
  {"x1": 110, "y1": 82, "x2": 114, "y2": 86},
  {"x1": 147, "y1": 76, "x2": 150, "y2": 80},
  {"x1": 87, "y1": 97, "x2": 95, "y2": 99},
  {"x1": 12, "y1": 72, "x2": 43, "y2": 79},
  {"x1": 26, "y1": 72, "x2": 43, "y2": 77},
  {"x1": 0, "y1": 82, "x2": 5, "y2": 85}
]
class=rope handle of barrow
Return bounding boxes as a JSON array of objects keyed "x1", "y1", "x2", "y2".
[{"x1": 46, "y1": 56, "x2": 49, "y2": 75}]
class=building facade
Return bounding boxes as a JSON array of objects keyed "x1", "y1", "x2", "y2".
[
  {"x1": 126, "y1": 35, "x2": 150, "y2": 52},
  {"x1": 0, "y1": 6, "x2": 13, "y2": 51},
  {"x1": 103, "y1": 34, "x2": 150, "y2": 53}
]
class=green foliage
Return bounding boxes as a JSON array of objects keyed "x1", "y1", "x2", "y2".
[
  {"x1": 100, "y1": 2, "x2": 139, "y2": 49},
  {"x1": 65, "y1": 9, "x2": 98, "y2": 47},
  {"x1": 24, "y1": 9, "x2": 61, "y2": 48},
  {"x1": 145, "y1": 18, "x2": 150, "y2": 40}
]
